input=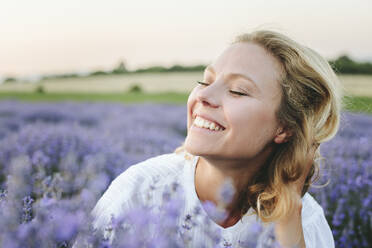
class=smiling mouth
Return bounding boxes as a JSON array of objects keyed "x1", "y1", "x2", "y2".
[{"x1": 192, "y1": 116, "x2": 225, "y2": 131}]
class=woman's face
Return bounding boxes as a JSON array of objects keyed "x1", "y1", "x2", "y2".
[{"x1": 184, "y1": 42, "x2": 287, "y2": 162}]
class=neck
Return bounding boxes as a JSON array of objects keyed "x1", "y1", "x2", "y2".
[
  {"x1": 195, "y1": 156, "x2": 259, "y2": 206},
  {"x1": 194, "y1": 145, "x2": 275, "y2": 222}
]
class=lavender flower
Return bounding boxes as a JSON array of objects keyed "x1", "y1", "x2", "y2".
[{"x1": 0, "y1": 100, "x2": 370, "y2": 247}]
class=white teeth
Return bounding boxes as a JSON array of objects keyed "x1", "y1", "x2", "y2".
[
  {"x1": 210, "y1": 122, "x2": 216, "y2": 130},
  {"x1": 195, "y1": 118, "x2": 200, "y2": 126},
  {"x1": 193, "y1": 116, "x2": 223, "y2": 131},
  {"x1": 204, "y1": 121, "x2": 210, "y2": 129}
]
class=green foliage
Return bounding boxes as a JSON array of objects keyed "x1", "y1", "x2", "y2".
[
  {"x1": 0, "y1": 92, "x2": 189, "y2": 104},
  {"x1": 342, "y1": 95, "x2": 372, "y2": 114},
  {"x1": 135, "y1": 66, "x2": 168, "y2": 73},
  {"x1": 127, "y1": 84, "x2": 143, "y2": 93},
  {"x1": 168, "y1": 64, "x2": 206, "y2": 72},
  {"x1": 89, "y1": 71, "x2": 109, "y2": 76},
  {"x1": 112, "y1": 60, "x2": 128, "y2": 74},
  {"x1": 35, "y1": 85, "x2": 45, "y2": 94},
  {"x1": 3, "y1": 77, "x2": 16, "y2": 83},
  {"x1": 41, "y1": 73, "x2": 80, "y2": 80},
  {"x1": 330, "y1": 55, "x2": 372, "y2": 74},
  {"x1": 134, "y1": 64, "x2": 206, "y2": 73}
]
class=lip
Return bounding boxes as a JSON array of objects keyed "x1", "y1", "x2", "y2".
[{"x1": 191, "y1": 112, "x2": 226, "y2": 130}]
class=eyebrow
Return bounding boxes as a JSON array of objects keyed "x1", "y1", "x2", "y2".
[{"x1": 205, "y1": 65, "x2": 259, "y2": 91}]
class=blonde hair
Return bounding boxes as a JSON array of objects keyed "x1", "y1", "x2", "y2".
[{"x1": 175, "y1": 29, "x2": 345, "y2": 222}]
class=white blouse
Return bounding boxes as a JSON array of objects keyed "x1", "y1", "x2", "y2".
[{"x1": 85, "y1": 151, "x2": 335, "y2": 247}]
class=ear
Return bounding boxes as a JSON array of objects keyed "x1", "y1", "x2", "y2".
[{"x1": 274, "y1": 126, "x2": 292, "y2": 144}]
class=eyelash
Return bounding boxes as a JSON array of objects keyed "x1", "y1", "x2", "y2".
[{"x1": 196, "y1": 81, "x2": 248, "y2": 96}]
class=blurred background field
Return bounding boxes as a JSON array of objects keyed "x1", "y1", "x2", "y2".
[
  {"x1": 0, "y1": 72, "x2": 201, "y2": 94},
  {"x1": 0, "y1": 72, "x2": 371, "y2": 114},
  {"x1": 1, "y1": 73, "x2": 372, "y2": 96}
]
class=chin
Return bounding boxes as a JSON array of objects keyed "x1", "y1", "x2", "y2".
[
  {"x1": 184, "y1": 139, "x2": 197, "y2": 155},
  {"x1": 184, "y1": 140, "x2": 213, "y2": 157},
  {"x1": 184, "y1": 138, "x2": 203, "y2": 156}
]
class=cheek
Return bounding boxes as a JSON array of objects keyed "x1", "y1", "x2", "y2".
[
  {"x1": 228, "y1": 103, "x2": 274, "y2": 133},
  {"x1": 249, "y1": 108, "x2": 278, "y2": 140},
  {"x1": 186, "y1": 89, "x2": 198, "y2": 127},
  {"x1": 187, "y1": 88, "x2": 197, "y2": 108}
]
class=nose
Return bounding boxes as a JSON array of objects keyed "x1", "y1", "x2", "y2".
[{"x1": 196, "y1": 84, "x2": 220, "y2": 108}]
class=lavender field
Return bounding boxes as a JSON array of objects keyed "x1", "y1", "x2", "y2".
[{"x1": 0, "y1": 100, "x2": 371, "y2": 247}]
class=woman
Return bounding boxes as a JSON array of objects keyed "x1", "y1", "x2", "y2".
[{"x1": 81, "y1": 30, "x2": 342, "y2": 247}]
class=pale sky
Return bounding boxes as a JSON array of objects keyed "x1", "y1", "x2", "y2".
[{"x1": 1, "y1": 0, "x2": 371, "y2": 78}]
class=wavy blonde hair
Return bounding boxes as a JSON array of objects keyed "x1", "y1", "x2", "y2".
[{"x1": 174, "y1": 29, "x2": 345, "y2": 222}]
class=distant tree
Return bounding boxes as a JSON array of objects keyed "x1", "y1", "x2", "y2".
[
  {"x1": 135, "y1": 66, "x2": 168, "y2": 73},
  {"x1": 41, "y1": 73, "x2": 79, "y2": 80},
  {"x1": 127, "y1": 83, "x2": 143, "y2": 93},
  {"x1": 112, "y1": 60, "x2": 128, "y2": 74},
  {"x1": 330, "y1": 55, "x2": 372, "y2": 74},
  {"x1": 4, "y1": 77, "x2": 17, "y2": 83},
  {"x1": 35, "y1": 85, "x2": 45, "y2": 94},
  {"x1": 57, "y1": 73, "x2": 79, "y2": 79},
  {"x1": 188, "y1": 64, "x2": 206, "y2": 71},
  {"x1": 134, "y1": 64, "x2": 205, "y2": 73},
  {"x1": 168, "y1": 64, "x2": 206, "y2": 72},
  {"x1": 168, "y1": 65, "x2": 184, "y2": 72},
  {"x1": 89, "y1": 71, "x2": 109, "y2": 76}
]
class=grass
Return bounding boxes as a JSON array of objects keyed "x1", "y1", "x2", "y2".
[
  {"x1": 342, "y1": 95, "x2": 372, "y2": 114},
  {"x1": 0, "y1": 92, "x2": 371, "y2": 114},
  {"x1": 0, "y1": 92, "x2": 189, "y2": 105}
]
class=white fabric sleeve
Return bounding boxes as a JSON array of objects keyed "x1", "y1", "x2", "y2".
[
  {"x1": 302, "y1": 207, "x2": 335, "y2": 248},
  {"x1": 91, "y1": 165, "x2": 146, "y2": 238},
  {"x1": 72, "y1": 166, "x2": 144, "y2": 247}
]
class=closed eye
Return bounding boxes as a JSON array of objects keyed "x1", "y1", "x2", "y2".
[
  {"x1": 229, "y1": 90, "x2": 247, "y2": 96},
  {"x1": 197, "y1": 81, "x2": 209, "y2": 86}
]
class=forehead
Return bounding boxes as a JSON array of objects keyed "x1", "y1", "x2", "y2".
[{"x1": 210, "y1": 42, "x2": 283, "y2": 96}]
